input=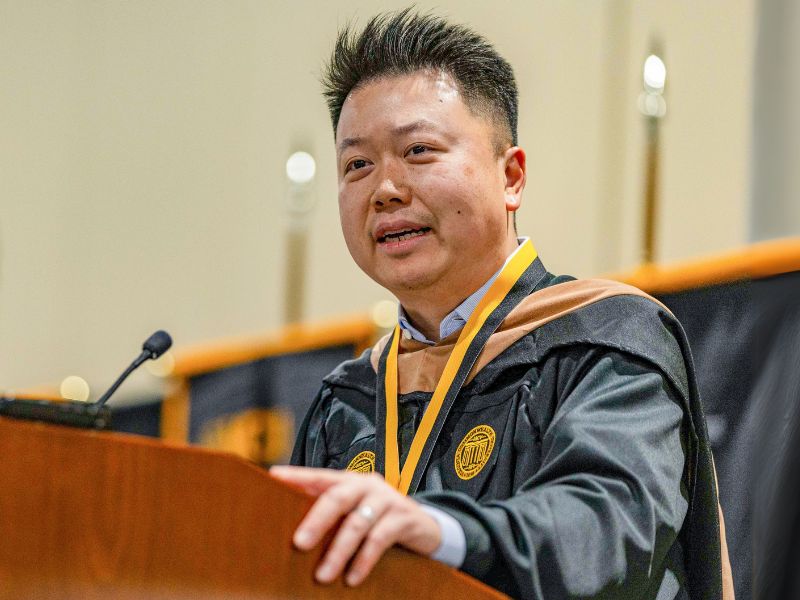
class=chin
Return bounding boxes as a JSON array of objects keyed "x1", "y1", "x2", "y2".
[
  {"x1": 361, "y1": 253, "x2": 446, "y2": 295},
  {"x1": 380, "y1": 269, "x2": 441, "y2": 294}
]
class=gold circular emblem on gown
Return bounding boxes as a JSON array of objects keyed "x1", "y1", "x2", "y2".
[
  {"x1": 455, "y1": 425, "x2": 496, "y2": 480},
  {"x1": 346, "y1": 450, "x2": 376, "y2": 473}
]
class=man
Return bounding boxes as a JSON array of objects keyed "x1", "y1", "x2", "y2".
[{"x1": 270, "y1": 10, "x2": 732, "y2": 599}]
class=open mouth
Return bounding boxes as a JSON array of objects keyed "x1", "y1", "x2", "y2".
[{"x1": 377, "y1": 227, "x2": 431, "y2": 243}]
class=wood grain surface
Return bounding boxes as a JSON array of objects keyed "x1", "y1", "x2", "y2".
[{"x1": 0, "y1": 417, "x2": 506, "y2": 599}]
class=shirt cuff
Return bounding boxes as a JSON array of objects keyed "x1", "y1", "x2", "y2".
[{"x1": 420, "y1": 504, "x2": 467, "y2": 568}]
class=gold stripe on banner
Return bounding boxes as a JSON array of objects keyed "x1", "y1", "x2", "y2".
[
  {"x1": 606, "y1": 237, "x2": 800, "y2": 295},
  {"x1": 384, "y1": 240, "x2": 537, "y2": 494}
]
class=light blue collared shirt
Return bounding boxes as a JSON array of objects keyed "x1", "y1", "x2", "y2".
[
  {"x1": 395, "y1": 238, "x2": 529, "y2": 568},
  {"x1": 397, "y1": 238, "x2": 529, "y2": 344}
]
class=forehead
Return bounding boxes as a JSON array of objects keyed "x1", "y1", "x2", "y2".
[{"x1": 335, "y1": 71, "x2": 485, "y2": 148}]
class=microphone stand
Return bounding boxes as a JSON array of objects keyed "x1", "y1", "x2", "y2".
[{"x1": 0, "y1": 331, "x2": 172, "y2": 430}]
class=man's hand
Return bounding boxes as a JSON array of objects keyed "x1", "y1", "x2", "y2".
[{"x1": 269, "y1": 465, "x2": 441, "y2": 586}]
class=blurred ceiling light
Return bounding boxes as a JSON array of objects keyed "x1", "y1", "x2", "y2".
[
  {"x1": 371, "y1": 300, "x2": 398, "y2": 329},
  {"x1": 643, "y1": 54, "x2": 666, "y2": 92},
  {"x1": 60, "y1": 375, "x2": 90, "y2": 402},
  {"x1": 286, "y1": 151, "x2": 316, "y2": 185},
  {"x1": 145, "y1": 350, "x2": 175, "y2": 377}
]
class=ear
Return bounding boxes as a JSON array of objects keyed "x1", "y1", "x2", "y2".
[{"x1": 502, "y1": 146, "x2": 526, "y2": 212}]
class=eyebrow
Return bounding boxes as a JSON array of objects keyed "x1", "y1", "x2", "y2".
[
  {"x1": 337, "y1": 119, "x2": 443, "y2": 155},
  {"x1": 392, "y1": 118, "x2": 440, "y2": 137},
  {"x1": 337, "y1": 136, "x2": 363, "y2": 155}
]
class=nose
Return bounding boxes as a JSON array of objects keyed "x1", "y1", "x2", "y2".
[{"x1": 370, "y1": 160, "x2": 411, "y2": 209}]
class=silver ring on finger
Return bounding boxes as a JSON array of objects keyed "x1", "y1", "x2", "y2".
[{"x1": 355, "y1": 504, "x2": 376, "y2": 524}]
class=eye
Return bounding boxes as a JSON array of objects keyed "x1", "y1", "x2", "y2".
[
  {"x1": 346, "y1": 158, "x2": 369, "y2": 172},
  {"x1": 408, "y1": 145, "x2": 427, "y2": 156}
]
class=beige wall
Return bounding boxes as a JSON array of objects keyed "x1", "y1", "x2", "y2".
[
  {"x1": 0, "y1": 0, "x2": 755, "y2": 399},
  {"x1": 751, "y1": 0, "x2": 800, "y2": 240}
]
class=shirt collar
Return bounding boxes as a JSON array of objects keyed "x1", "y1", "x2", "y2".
[{"x1": 397, "y1": 237, "x2": 530, "y2": 345}]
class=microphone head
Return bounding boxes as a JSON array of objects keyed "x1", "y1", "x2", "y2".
[{"x1": 142, "y1": 330, "x2": 173, "y2": 359}]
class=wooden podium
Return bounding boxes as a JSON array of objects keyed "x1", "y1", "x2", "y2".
[{"x1": 0, "y1": 417, "x2": 506, "y2": 599}]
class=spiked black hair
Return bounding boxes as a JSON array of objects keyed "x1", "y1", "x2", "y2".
[{"x1": 322, "y1": 9, "x2": 519, "y2": 150}]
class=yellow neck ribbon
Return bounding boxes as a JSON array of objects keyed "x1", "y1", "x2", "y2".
[{"x1": 384, "y1": 239, "x2": 538, "y2": 494}]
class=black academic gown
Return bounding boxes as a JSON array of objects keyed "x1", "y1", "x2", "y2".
[{"x1": 291, "y1": 261, "x2": 727, "y2": 600}]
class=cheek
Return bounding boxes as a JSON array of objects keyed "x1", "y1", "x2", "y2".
[
  {"x1": 339, "y1": 206, "x2": 355, "y2": 241},
  {"x1": 421, "y1": 167, "x2": 475, "y2": 213},
  {"x1": 338, "y1": 200, "x2": 356, "y2": 236},
  {"x1": 338, "y1": 198, "x2": 370, "y2": 255},
  {"x1": 424, "y1": 157, "x2": 502, "y2": 217},
  {"x1": 433, "y1": 175, "x2": 491, "y2": 222}
]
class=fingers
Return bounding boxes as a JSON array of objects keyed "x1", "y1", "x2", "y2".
[
  {"x1": 292, "y1": 473, "x2": 375, "y2": 551},
  {"x1": 285, "y1": 470, "x2": 402, "y2": 584},
  {"x1": 345, "y1": 503, "x2": 442, "y2": 585},
  {"x1": 273, "y1": 468, "x2": 441, "y2": 587},
  {"x1": 269, "y1": 465, "x2": 350, "y2": 496},
  {"x1": 315, "y1": 495, "x2": 391, "y2": 583},
  {"x1": 345, "y1": 514, "x2": 404, "y2": 586}
]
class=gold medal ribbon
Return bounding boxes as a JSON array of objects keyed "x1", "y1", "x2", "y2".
[{"x1": 384, "y1": 239, "x2": 538, "y2": 494}]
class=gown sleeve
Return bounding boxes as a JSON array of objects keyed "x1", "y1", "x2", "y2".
[
  {"x1": 416, "y1": 346, "x2": 689, "y2": 600},
  {"x1": 290, "y1": 386, "x2": 333, "y2": 467}
]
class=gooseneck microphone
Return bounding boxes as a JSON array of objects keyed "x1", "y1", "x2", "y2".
[
  {"x1": 93, "y1": 330, "x2": 173, "y2": 409},
  {"x1": 0, "y1": 330, "x2": 173, "y2": 430}
]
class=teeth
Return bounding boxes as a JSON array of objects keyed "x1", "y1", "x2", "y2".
[
  {"x1": 384, "y1": 229, "x2": 426, "y2": 242},
  {"x1": 385, "y1": 231, "x2": 425, "y2": 242}
]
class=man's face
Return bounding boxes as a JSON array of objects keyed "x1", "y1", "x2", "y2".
[{"x1": 335, "y1": 71, "x2": 520, "y2": 299}]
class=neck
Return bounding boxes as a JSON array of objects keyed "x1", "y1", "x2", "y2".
[
  {"x1": 400, "y1": 303, "x2": 453, "y2": 343},
  {"x1": 397, "y1": 234, "x2": 520, "y2": 342}
]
